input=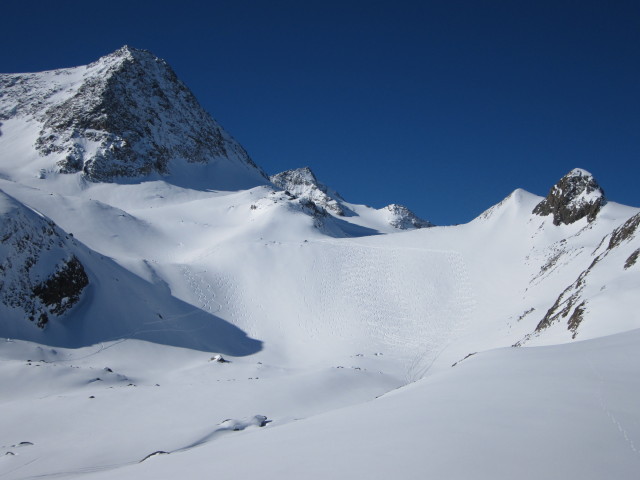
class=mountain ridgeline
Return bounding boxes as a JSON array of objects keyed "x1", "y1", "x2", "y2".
[{"x1": 0, "y1": 46, "x2": 637, "y2": 354}]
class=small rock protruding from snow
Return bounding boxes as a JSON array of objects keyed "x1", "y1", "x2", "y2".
[
  {"x1": 139, "y1": 451, "x2": 169, "y2": 463},
  {"x1": 381, "y1": 204, "x2": 433, "y2": 230},
  {"x1": 532, "y1": 168, "x2": 606, "y2": 225},
  {"x1": 219, "y1": 415, "x2": 270, "y2": 431},
  {"x1": 210, "y1": 354, "x2": 230, "y2": 363}
]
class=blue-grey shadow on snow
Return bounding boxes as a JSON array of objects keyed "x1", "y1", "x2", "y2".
[
  {"x1": 1, "y1": 248, "x2": 262, "y2": 356},
  {"x1": 101, "y1": 161, "x2": 270, "y2": 193},
  {"x1": 323, "y1": 215, "x2": 383, "y2": 238}
]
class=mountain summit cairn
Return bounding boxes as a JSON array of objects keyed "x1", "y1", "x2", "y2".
[{"x1": 532, "y1": 168, "x2": 606, "y2": 226}]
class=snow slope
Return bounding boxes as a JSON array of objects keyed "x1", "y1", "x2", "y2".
[
  {"x1": 70, "y1": 329, "x2": 640, "y2": 480},
  {"x1": 0, "y1": 48, "x2": 639, "y2": 479}
]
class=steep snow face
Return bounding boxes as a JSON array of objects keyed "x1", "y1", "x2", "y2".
[
  {"x1": 0, "y1": 46, "x2": 267, "y2": 187},
  {"x1": 271, "y1": 166, "x2": 432, "y2": 231},
  {"x1": 524, "y1": 210, "x2": 640, "y2": 344},
  {"x1": 0, "y1": 190, "x2": 88, "y2": 328},
  {"x1": 533, "y1": 168, "x2": 606, "y2": 225}
]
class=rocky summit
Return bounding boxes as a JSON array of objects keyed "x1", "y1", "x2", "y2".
[
  {"x1": 0, "y1": 46, "x2": 267, "y2": 184},
  {"x1": 532, "y1": 168, "x2": 606, "y2": 225},
  {"x1": 271, "y1": 167, "x2": 346, "y2": 215}
]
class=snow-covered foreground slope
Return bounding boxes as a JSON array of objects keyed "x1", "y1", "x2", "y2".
[
  {"x1": 2, "y1": 330, "x2": 638, "y2": 480},
  {"x1": 1, "y1": 48, "x2": 639, "y2": 479}
]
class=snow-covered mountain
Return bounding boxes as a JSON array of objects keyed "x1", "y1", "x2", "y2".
[
  {"x1": 271, "y1": 166, "x2": 347, "y2": 215},
  {"x1": 271, "y1": 166, "x2": 433, "y2": 230},
  {"x1": 0, "y1": 46, "x2": 267, "y2": 188},
  {"x1": 0, "y1": 48, "x2": 638, "y2": 480}
]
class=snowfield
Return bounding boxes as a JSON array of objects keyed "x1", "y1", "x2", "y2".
[{"x1": 0, "y1": 47, "x2": 639, "y2": 479}]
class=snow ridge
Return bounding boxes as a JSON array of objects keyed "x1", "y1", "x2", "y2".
[{"x1": 271, "y1": 166, "x2": 432, "y2": 230}]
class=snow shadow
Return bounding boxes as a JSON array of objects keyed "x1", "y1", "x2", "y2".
[
  {"x1": 0, "y1": 250, "x2": 263, "y2": 356},
  {"x1": 100, "y1": 160, "x2": 270, "y2": 193},
  {"x1": 325, "y1": 215, "x2": 382, "y2": 237}
]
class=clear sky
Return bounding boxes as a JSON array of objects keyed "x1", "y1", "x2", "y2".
[{"x1": 2, "y1": 1, "x2": 638, "y2": 224}]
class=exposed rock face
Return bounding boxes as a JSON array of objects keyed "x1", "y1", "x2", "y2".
[
  {"x1": 529, "y1": 211, "x2": 640, "y2": 340},
  {"x1": 33, "y1": 256, "x2": 88, "y2": 321},
  {"x1": 532, "y1": 169, "x2": 606, "y2": 225},
  {"x1": 0, "y1": 191, "x2": 88, "y2": 328},
  {"x1": 608, "y1": 212, "x2": 640, "y2": 250},
  {"x1": 382, "y1": 204, "x2": 433, "y2": 230},
  {"x1": 625, "y1": 249, "x2": 640, "y2": 269},
  {"x1": 270, "y1": 167, "x2": 345, "y2": 215},
  {"x1": 0, "y1": 46, "x2": 267, "y2": 183}
]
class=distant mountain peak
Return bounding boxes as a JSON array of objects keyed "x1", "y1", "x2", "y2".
[
  {"x1": 271, "y1": 166, "x2": 432, "y2": 230},
  {"x1": 382, "y1": 204, "x2": 434, "y2": 229},
  {"x1": 270, "y1": 167, "x2": 346, "y2": 215},
  {"x1": 533, "y1": 168, "x2": 606, "y2": 225}
]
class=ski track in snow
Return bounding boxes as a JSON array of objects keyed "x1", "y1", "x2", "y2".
[
  {"x1": 179, "y1": 265, "x2": 222, "y2": 314},
  {"x1": 303, "y1": 243, "x2": 475, "y2": 379},
  {"x1": 167, "y1": 242, "x2": 476, "y2": 381},
  {"x1": 587, "y1": 358, "x2": 640, "y2": 458}
]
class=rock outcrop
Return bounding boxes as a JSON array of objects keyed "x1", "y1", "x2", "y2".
[
  {"x1": 0, "y1": 191, "x2": 88, "y2": 328},
  {"x1": 382, "y1": 204, "x2": 433, "y2": 230},
  {"x1": 532, "y1": 168, "x2": 606, "y2": 225},
  {"x1": 270, "y1": 167, "x2": 346, "y2": 215}
]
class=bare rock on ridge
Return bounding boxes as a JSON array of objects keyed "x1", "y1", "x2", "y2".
[{"x1": 532, "y1": 168, "x2": 606, "y2": 226}]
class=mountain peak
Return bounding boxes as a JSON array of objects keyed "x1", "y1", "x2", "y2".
[
  {"x1": 532, "y1": 168, "x2": 606, "y2": 225},
  {"x1": 271, "y1": 167, "x2": 346, "y2": 215},
  {"x1": 112, "y1": 45, "x2": 150, "y2": 57},
  {"x1": 0, "y1": 46, "x2": 268, "y2": 187},
  {"x1": 92, "y1": 45, "x2": 167, "y2": 73},
  {"x1": 382, "y1": 204, "x2": 434, "y2": 229}
]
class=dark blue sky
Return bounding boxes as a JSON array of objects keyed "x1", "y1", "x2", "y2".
[{"x1": 2, "y1": 1, "x2": 638, "y2": 224}]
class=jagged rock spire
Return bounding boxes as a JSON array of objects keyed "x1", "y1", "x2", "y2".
[{"x1": 533, "y1": 168, "x2": 606, "y2": 226}]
